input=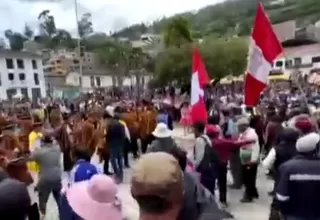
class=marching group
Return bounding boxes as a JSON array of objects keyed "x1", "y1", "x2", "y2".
[{"x1": 0, "y1": 99, "x2": 320, "y2": 220}]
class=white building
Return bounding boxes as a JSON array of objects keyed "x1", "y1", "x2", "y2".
[
  {"x1": 64, "y1": 72, "x2": 151, "y2": 89},
  {"x1": 272, "y1": 44, "x2": 320, "y2": 75},
  {"x1": 0, "y1": 50, "x2": 46, "y2": 100}
]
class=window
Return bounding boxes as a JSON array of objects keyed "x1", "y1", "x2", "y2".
[
  {"x1": 34, "y1": 73, "x2": 39, "y2": 85},
  {"x1": 57, "y1": 71, "x2": 63, "y2": 75},
  {"x1": 56, "y1": 60, "x2": 61, "y2": 64},
  {"x1": 312, "y1": 56, "x2": 320, "y2": 63},
  {"x1": 17, "y1": 59, "x2": 24, "y2": 69},
  {"x1": 90, "y1": 76, "x2": 95, "y2": 87},
  {"x1": 6, "y1": 59, "x2": 14, "y2": 69},
  {"x1": 96, "y1": 77, "x2": 101, "y2": 87},
  {"x1": 294, "y1": 57, "x2": 302, "y2": 66},
  {"x1": 32, "y1": 60, "x2": 38, "y2": 69},
  {"x1": 275, "y1": 61, "x2": 283, "y2": 67},
  {"x1": 19, "y1": 73, "x2": 26, "y2": 81},
  {"x1": 8, "y1": 73, "x2": 14, "y2": 81},
  {"x1": 285, "y1": 60, "x2": 293, "y2": 68},
  {"x1": 73, "y1": 59, "x2": 79, "y2": 64}
]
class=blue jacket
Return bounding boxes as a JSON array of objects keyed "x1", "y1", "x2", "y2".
[{"x1": 276, "y1": 155, "x2": 320, "y2": 218}]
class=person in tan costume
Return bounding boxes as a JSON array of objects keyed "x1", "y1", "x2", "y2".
[
  {"x1": 0, "y1": 116, "x2": 33, "y2": 185},
  {"x1": 122, "y1": 109, "x2": 140, "y2": 158},
  {"x1": 49, "y1": 109, "x2": 73, "y2": 172},
  {"x1": 139, "y1": 104, "x2": 157, "y2": 153}
]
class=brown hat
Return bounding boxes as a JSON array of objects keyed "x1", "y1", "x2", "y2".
[
  {"x1": 0, "y1": 116, "x2": 15, "y2": 130},
  {"x1": 131, "y1": 152, "x2": 183, "y2": 202},
  {"x1": 16, "y1": 113, "x2": 31, "y2": 120}
]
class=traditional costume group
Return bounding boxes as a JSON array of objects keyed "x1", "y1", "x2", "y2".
[{"x1": 0, "y1": 101, "x2": 159, "y2": 186}]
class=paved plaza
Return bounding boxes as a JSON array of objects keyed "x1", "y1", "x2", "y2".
[{"x1": 31, "y1": 127, "x2": 273, "y2": 220}]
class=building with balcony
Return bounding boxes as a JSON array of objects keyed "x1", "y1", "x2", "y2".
[
  {"x1": 0, "y1": 50, "x2": 46, "y2": 100},
  {"x1": 272, "y1": 44, "x2": 320, "y2": 75}
]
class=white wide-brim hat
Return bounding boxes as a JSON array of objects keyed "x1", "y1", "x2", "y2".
[{"x1": 152, "y1": 123, "x2": 172, "y2": 138}]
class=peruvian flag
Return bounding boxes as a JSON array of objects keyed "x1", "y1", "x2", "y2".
[
  {"x1": 244, "y1": 3, "x2": 283, "y2": 106},
  {"x1": 190, "y1": 47, "x2": 209, "y2": 123}
]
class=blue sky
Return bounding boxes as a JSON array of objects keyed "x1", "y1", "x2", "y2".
[{"x1": 0, "y1": 0, "x2": 222, "y2": 36}]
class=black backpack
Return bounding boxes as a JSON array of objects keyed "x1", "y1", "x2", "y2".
[{"x1": 195, "y1": 136, "x2": 221, "y2": 172}]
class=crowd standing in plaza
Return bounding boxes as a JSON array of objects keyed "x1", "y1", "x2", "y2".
[{"x1": 0, "y1": 89, "x2": 319, "y2": 220}]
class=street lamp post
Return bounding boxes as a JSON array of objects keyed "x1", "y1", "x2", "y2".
[{"x1": 74, "y1": 0, "x2": 83, "y2": 91}]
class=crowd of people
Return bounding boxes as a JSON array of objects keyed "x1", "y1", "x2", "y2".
[{"x1": 0, "y1": 92, "x2": 319, "y2": 220}]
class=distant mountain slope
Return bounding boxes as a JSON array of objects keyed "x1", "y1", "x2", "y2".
[{"x1": 112, "y1": 0, "x2": 320, "y2": 40}]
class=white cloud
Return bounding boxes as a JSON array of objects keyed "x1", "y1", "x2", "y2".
[{"x1": 0, "y1": 0, "x2": 222, "y2": 36}]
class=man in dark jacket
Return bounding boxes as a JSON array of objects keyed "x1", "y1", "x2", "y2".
[
  {"x1": 263, "y1": 128, "x2": 299, "y2": 220},
  {"x1": 276, "y1": 132, "x2": 320, "y2": 220},
  {"x1": 105, "y1": 113, "x2": 126, "y2": 183}
]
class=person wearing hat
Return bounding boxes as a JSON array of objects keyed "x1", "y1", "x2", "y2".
[
  {"x1": 147, "y1": 123, "x2": 177, "y2": 153},
  {"x1": 276, "y1": 132, "x2": 320, "y2": 220},
  {"x1": 237, "y1": 116, "x2": 260, "y2": 203},
  {"x1": 206, "y1": 124, "x2": 254, "y2": 207},
  {"x1": 131, "y1": 152, "x2": 184, "y2": 220},
  {"x1": 62, "y1": 174, "x2": 122, "y2": 220}
]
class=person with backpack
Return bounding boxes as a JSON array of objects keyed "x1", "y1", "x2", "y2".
[
  {"x1": 206, "y1": 124, "x2": 255, "y2": 207},
  {"x1": 193, "y1": 121, "x2": 220, "y2": 195}
]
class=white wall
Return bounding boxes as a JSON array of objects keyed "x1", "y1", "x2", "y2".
[
  {"x1": 273, "y1": 52, "x2": 320, "y2": 75},
  {"x1": 0, "y1": 56, "x2": 45, "y2": 100},
  {"x1": 65, "y1": 72, "x2": 81, "y2": 86}
]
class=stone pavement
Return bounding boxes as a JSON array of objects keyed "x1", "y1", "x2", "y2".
[{"x1": 32, "y1": 126, "x2": 272, "y2": 220}]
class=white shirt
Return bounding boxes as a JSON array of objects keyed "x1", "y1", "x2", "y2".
[
  {"x1": 239, "y1": 127, "x2": 260, "y2": 163},
  {"x1": 262, "y1": 148, "x2": 276, "y2": 170}
]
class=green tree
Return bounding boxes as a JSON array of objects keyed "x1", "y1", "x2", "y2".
[
  {"x1": 78, "y1": 13, "x2": 93, "y2": 38},
  {"x1": 153, "y1": 37, "x2": 248, "y2": 86},
  {"x1": 95, "y1": 41, "x2": 130, "y2": 86},
  {"x1": 0, "y1": 38, "x2": 7, "y2": 49},
  {"x1": 154, "y1": 43, "x2": 193, "y2": 85},
  {"x1": 4, "y1": 30, "x2": 27, "y2": 51},
  {"x1": 200, "y1": 37, "x2": 247, "y2": 79},
  {"x1": 23, "y1": 23, "x2": 34, "y2": 39},
  {"x1": 162, "y1": 16, "x2": 193, "y2": 48},
  {"x1": 38, "y1": 10, "x2": 57, "y2": 38}
]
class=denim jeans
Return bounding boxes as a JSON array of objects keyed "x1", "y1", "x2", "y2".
[{"x1": 110, "y1": 148, "x2": 123, "y2": 181}]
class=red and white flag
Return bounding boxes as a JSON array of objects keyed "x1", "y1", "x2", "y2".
[
  {"x1": 244, "y1": 3, "x2": 283, "y2": 106},
  {"x1": 190, "y1": 47, "x2": 209, "y2": 123}
]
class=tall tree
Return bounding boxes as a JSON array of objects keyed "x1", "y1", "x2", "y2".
[
  {"x1": 0, "y1": 38, "x2": 7, "y2": 49},
  {"x1": 162, "y1": 16, "x2": 193, "y2": 48},
  {"x1": 38, "y1": 10, "x2": 57, "y2": 38},
  {"x1": 23, "y1": 23, "x2": 34, "y2": 39},
  {"x1": 4, "y1": 30, "x2": 27, "y2": 51},
  {"x1": 78, "y1": 13, "x2": 93, "y2": 38}
]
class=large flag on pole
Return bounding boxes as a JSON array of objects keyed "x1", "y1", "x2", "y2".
[
  {"x1": 190, "y1": 47, "x2": 209, "y2": 123},
  {"x1": 244, "y1": 3, "x2": 283, "y2": 106}
]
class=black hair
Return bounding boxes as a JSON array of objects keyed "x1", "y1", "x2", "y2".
[
  {"x1": 103, "y1": 111, "x2": 112, "y2": 119},
  {"x1": 42, "y1": 135, "x2": 53, "y2": 144},
  {"x1": 73, "y1": 148, "x2": 91, "y2": 162},
  {"x1": 168, "y1": 148, "x2": 187, "y2": 171},
  {"x1": 62, "y1": 113, "x2": 69, "y2": 121},
  {"x1": 208, "y1": 115, "x2": 220, "y2": 125},
  {"x1": 134, "y1": 195, "x2": 172, "y2": 214},
  {"x1": 193, "y1": 121, "x2": 205, "y2": 133}
]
